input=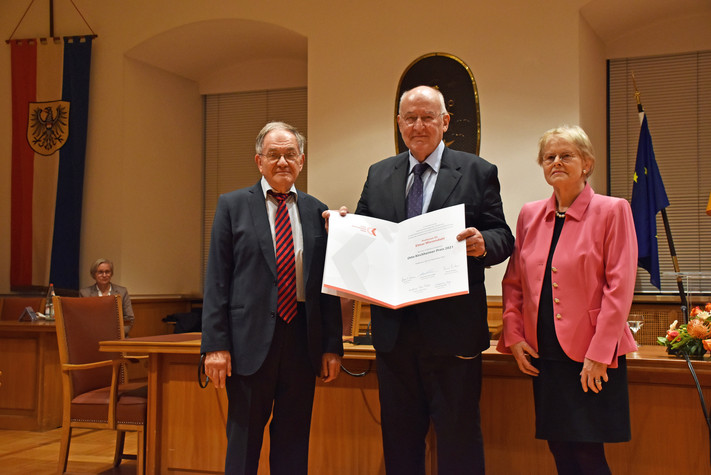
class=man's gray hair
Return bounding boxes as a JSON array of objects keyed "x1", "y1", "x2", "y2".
[{"x1": 255, "y1": 122, "x2": 306, "y2": 155}]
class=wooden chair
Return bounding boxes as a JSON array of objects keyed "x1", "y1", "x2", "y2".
[
  {"x1": 353, "y1": 300, "x2": 371, "y2": 336},
  {"x1": 53, "y1": 295, "x2": 147, "y2": 474},
  {"x1": 340, "y1": 298, "x2": 370, "y2": 341},
  {"x1": 340, "y1": 298, "x2": 355, "y2": 338}
]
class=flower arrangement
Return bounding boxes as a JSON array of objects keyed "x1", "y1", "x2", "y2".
[{"x1": 657, "y1": 303, "x2": 711, "y2": 358}]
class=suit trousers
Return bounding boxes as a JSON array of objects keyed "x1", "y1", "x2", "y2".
[
  {"x1": 375, "y1": 311, "x2": 485, "y2": 475},
  {"x1": 224, "y1": 304, "x2": 315, "y2": 475}
]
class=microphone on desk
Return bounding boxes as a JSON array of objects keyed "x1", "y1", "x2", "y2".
[{"x1": 353, "y1": 321, "x2": 372, "y2": 345}]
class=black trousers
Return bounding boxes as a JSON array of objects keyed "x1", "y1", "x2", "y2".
[
  {"x1": 224, "y1": 305, "x2": 315, "y2": 475},
  {"x1": 375, "y1": 314, "x2": 485, "y2": 475}
]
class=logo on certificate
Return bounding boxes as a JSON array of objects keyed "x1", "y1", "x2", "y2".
[{"x1": 351, "y1": 224, "x2": 377, "y2": 237}]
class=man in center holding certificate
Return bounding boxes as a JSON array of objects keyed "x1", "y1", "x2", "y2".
[{"x1": 355, "y1": 85, "x2": 514, "y2": 474}]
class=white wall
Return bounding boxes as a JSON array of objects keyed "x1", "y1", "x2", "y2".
[
  {"x1": 118, "y1": 58, "x2": 203, "y2": 294},
  {"x1": 578, "y1": 13, "x2": 609, "y2": 191},
  {"x1": 1, "y1": 0, "x2": 710, "y2": 296}
]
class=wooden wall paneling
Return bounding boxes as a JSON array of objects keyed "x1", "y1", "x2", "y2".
[
  {"x1": 606, "y1": 383, "x2": 711, "y2": 474},
  {"x1": 160, "y1": 353, "x2": 228, "y2": 473},
  {"x1": 0, "y1": 334, "x2": 39, "y2": 413},
  {"x1": 131, "y1": 298, "x2": 193, "y2": 338},
  {"x1": 0, "y1": 323, "x2": 62, "y2": 431},
  {"x1": 310, "y1": 359, "x2": 385, "y2": 474}
]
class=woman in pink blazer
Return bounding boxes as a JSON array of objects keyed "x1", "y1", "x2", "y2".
[{"x1": 497, "y1": 125, "x2": 638, "y2": 474}]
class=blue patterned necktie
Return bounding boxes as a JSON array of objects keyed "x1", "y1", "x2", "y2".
[
  {"x1": 269, "y1": 191, "x2": 297, "y2": 323},
  {"x1": 407, "y1": 162, "x2": 429, "y2": 218}
]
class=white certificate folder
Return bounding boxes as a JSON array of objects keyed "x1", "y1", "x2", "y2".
[{"x1": 322, "y1": 203, "x2": 469, "y2": 309}]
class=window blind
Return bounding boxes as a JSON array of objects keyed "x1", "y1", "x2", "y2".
[
  {"x1": 608, "y1": 52, "x2": 711, "y2": 295},
  {"x1": 202, "y1": 88, "x2": 308, "y2": 282}
]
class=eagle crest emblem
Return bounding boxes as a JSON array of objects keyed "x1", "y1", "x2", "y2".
[{"x1": 27, "y1": 101, "x2": 70, "y2": 156}]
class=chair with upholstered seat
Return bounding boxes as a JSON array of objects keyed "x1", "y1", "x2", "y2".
[{"x1": 53, "y1": 295, "x2": 147, "y2": 474}]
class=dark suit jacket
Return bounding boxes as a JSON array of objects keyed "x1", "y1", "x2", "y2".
[
  {"x1": 355, "y1": 147, "x2": 514, "y2": 356},
  {"x1": 201, "y1": 181, "x2": 343, "y2": 376}
]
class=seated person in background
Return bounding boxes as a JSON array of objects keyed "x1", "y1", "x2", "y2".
[{"x1": 79, "y1": 258, "x2": 135, "y2": 335}]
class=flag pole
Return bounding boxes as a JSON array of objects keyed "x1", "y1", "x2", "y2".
[
  {"x1": 5, "y1": 0, "x2": 97, "y2": 44},
  {"x1": 632, "y1": 74, "x2": 688, "y2": 320}
]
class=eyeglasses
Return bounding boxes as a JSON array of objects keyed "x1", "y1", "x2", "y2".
[
  {"x1": 542, "y1": 152, "x2": 577, "y2": 165},
  {"x1": 96, "y1": 270, "x2": 112, "y2": 275},
  {"x1": 401, "y1": 113, "x2": 446, "y2": 127},
  {"x1": 259, "y1": 151, "x2": 301, "y2": 163}
]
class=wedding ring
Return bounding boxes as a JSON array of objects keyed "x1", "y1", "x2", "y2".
[{"x1": 594, "y1": 379, "x2": 602, "y2": 384}]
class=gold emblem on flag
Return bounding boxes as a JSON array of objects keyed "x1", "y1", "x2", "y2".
[{"x1": 27, "y1": 101, "x2": 70, "y2": 156}]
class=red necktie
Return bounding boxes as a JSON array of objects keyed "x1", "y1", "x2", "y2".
[{"x1": 270, "y1": 191, "x2": 297, "y2": 323}]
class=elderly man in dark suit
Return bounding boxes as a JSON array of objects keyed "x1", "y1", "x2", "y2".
[
  {"x1": 201, "y1": 122, "x2": 343, "y2": 475},
  {"x1": 355, "y1": 86, "x2": 514, "y2": 474}
]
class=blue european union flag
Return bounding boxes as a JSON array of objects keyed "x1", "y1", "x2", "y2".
[{"x1": 631, "y1": 113, "x2": 669, "y2": 290}]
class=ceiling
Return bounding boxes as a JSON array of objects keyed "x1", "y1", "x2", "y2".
[
  {"x1": 125, "y1": 18, "x2": 307, "y2": 83},
  {"x1": 125, "y1": 1, "x2": 711, "y2": 83},
  {"x1": 580, "y1": 0, "x2": 711, "y2": 44}
]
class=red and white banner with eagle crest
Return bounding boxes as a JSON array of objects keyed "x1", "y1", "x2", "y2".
[{"x1": 10, "y1": 36, "x2": 92, "y2": 291}]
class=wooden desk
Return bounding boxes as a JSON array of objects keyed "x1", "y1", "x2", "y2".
[
  {"x1": 100, "y1": 334, "x2": 386, "y2": 474},
  {"x1": 100, "y1": 335, "x2": 711, "y2": 475},
  {"x1": 0, "y1": 321, "x2": 62, "y2": 431}
]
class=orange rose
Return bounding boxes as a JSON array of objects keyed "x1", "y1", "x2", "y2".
[
  {"x1": 666, "y1": 330, "x2": 680, "y2": 342},
  {"x1": 705, "y1": 302, "x2": 711, "y2": 312},
  {"x1": 690, "y1": 306, "x2": 702, "y2": 317},
  {"x1": 687, "y1": 318, "x2": 711, "y2": 339},
  {"x1": 704, "y1": 339, "x2": 711, "y2": 352}
]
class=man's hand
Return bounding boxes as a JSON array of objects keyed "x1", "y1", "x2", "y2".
[
  {"x1": 320, "y1": 352, "x2": 342, "y2": 382},
  {"x1": 456, "y1": 227, "x2": 487, "y2": 257},
  {"x1": 204, "y1": 350, "x2": 231, "y2": 389},
  {"x1": 322, "y1": 206, "x2": 349, "y2": 233},
  {"x1": 509, "y1": 340, "x2": 540, "y2": 376}
]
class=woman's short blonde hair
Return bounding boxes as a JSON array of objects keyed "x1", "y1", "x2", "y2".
[{"x1": 90, "y1": 258, "x2": 113, "y2": 277}]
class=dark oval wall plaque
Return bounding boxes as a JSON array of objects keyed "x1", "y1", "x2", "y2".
[{"x1": 395, "y1": 53, "x2": 480, "y2": 155}]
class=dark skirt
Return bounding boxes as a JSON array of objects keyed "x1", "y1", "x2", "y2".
[{"x1": 531, "y1": 356, "x2": 631, "y2": 443}]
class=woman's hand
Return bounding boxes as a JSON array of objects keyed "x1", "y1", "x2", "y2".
[
  {"x1": 580, "y1": 357, "x2": 608, "y2": 393},
  {"x1": 509, "y1": 340, "x2": 540, "y2": 376}
]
